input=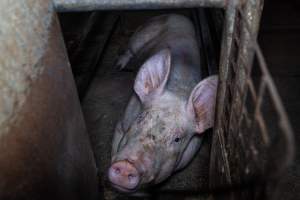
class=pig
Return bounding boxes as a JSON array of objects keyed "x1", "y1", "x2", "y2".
[{"x1": 108, "y1": 14, "x2": 218, "y2": 193}]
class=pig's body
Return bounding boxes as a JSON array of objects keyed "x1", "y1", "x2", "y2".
[
  {"x1": 109, "y1": 15, "x2": 218, "y2": 193},
  {"x1": 117, "y1": 14, "x2": 201, "y2": 97}
]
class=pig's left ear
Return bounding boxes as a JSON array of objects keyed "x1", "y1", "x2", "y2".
[
  {"x1": 187, "y1": 75, "x2": 218, "y2": 134},
  {"x1": 134, "y1": 49, "x2": 171, "y2": 103}
]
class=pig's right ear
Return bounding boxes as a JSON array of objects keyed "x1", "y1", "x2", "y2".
[
  {"x1": 134, "y1": 49, "x2": 171, "y2": 103},
  {"x1": 187, "y1": 75, "x2": 218, "y2": 134}
]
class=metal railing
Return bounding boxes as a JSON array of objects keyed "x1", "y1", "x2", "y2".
[
  {"x1": 53, "y1": 0, "x2": 227, "y2": 12},
  {"x1": 209, "y1": 0, "x2": 294, "y2": 192},
  {"x1": 53, "y1": 0, "x2": 295, "y2": 195},
  {"x1": 0, "y1": 0, "x2": 290, "y2": 198}
]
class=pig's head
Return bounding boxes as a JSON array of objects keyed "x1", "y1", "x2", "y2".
[{"x1": 109, "y1": 49, "x2": 218, "y2": 192}]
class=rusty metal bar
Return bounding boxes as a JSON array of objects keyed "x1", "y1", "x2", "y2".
[
  {"x1": 209, "y1": 0, "x2": 238, "y2": 187},
  {"x1": 247, "y1": 78, "x2": 257, "y2": 103},
  {"x1": 254, "y1": 40, "x2": 295, "y2": 169},
  {"x1": 236, "y1": 1, "x2": 294, "y2": 161},
  {"x1": 254, "y1": 78, "x2": 269, "y2": 144},
  {"x1": 228, "y1": 0, "x2": 264, "y2": 137},
  {"x1": 237, "y1": 2, "x2": 294, "y2": 148},
  {"x1": 210, "y1": 0, "x2": 294, "y2": 194},
  {"x1": 54, "y1": 0, "x2": 228, "y2": 12}
]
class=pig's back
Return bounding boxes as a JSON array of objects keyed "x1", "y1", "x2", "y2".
[
  {"x1": 152, "y1": 15, "x2": 202, "y2": 99},
  {"x1": 129, "y1": 14, "x2": 202, "y2": 99}
]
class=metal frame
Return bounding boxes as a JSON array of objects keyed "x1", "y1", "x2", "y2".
[
  {"x1": 53, "y1": 0, "x2": 294, "y2": 193},
  {"x1": 0, "y1": 0, "x2": 294, "y2": 198},
  {"x1": 209, "y1": 0, "x2": 295, "y2": 193},
  {"x1": 52, "y1": 0, "x2": 296, "y2": 192},
  {"x1": 54, "y1": 0, "x2": 227, "y2": 12}
]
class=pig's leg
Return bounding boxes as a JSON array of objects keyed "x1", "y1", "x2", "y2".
[
  {"x1": 175, "y1": 136, "x2": 202, "y2": 171},
  {"x1": 116, "y1": 15, "x2": 169, "y2": 69}
]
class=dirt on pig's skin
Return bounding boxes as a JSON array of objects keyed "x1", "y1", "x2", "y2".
[{"x1": 82, "y1": 11, "x2": 211, "y2": 200}]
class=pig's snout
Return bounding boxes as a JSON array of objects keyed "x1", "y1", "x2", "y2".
[{"x1": 108, "y1": 160, "x2": 140, "y2": 191}]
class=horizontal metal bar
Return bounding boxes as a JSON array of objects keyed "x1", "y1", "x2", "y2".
[{"x1": 54, "y1": 0, "x2": 227, "y2": 12}]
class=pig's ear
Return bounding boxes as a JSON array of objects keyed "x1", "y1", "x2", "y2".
[
  {"x1": 134, "y1": 49, "x2": 171, "y2": 103},
  {"x1": 187, "y1": 75, "x2": 218, "y2": 134}
]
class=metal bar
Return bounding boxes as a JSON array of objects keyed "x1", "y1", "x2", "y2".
[
  {"x1": 254, "y1": 40, "x2": 295, "y2": 169},
  {"x1": 228, "y1": 0, "x2": 264, "y2": 135},
  {"x1": 254, "y1": 78, "x2": 269, "y2": 144},
  {"x1": 236, "y1": 0, "x2": 294, "y2": 163},
  {"x1": 247, "y1": 78, "x2": 257, "y2": 102},
  {"x1": 54, "y1": 0, "x2": 228, "y2": 12},
  {"x1": 209, "y1": 0, "x2": 237, "y2": 187}
]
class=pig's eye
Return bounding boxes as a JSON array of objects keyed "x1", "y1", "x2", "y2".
[{"x1": 174, "y1": 137, "x2": 181, "y2": 143}]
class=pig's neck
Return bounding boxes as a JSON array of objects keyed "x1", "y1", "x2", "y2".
[{"x1": 166, "y1": 60, "x2": 201, "y2": 99}]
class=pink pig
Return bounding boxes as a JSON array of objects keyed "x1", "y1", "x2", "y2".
[{"x1": 108, "y1": 14, "x2": 218, "y2": 192}]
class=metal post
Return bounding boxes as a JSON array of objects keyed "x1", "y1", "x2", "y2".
[
  {"x1": 209, "y1": 0, "x2": 237, "y2": 188},
  {"x1": 228, "y1": 0, "x2": 264, "y2": 135}
]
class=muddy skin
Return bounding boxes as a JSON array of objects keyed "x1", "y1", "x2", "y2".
[{"x1": 108, "y1": 14, "x2": 218, "y2": 193}]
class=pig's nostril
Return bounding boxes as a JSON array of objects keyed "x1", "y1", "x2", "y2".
[
  {"x1": 128, "y1": 174, "x2": 135, "y2": 181},
  {"x1": 128, "y1": 173, "x2": 138, "y2": 186},
  {"x1": 109, "y1": 160, "x2": 140, "y2": 191}
]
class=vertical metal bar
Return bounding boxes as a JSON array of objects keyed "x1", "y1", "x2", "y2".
[
  {"x1": 228, "y1": 0, "x2": 264, "y2": 134},
  {"x1": 209, "y1": 0, "x2": 238, "y2": 187}
]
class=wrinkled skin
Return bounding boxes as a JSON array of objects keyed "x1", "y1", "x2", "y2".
[{"x1": 108, "y1": 14, "x2": 218, "y2": 193}]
